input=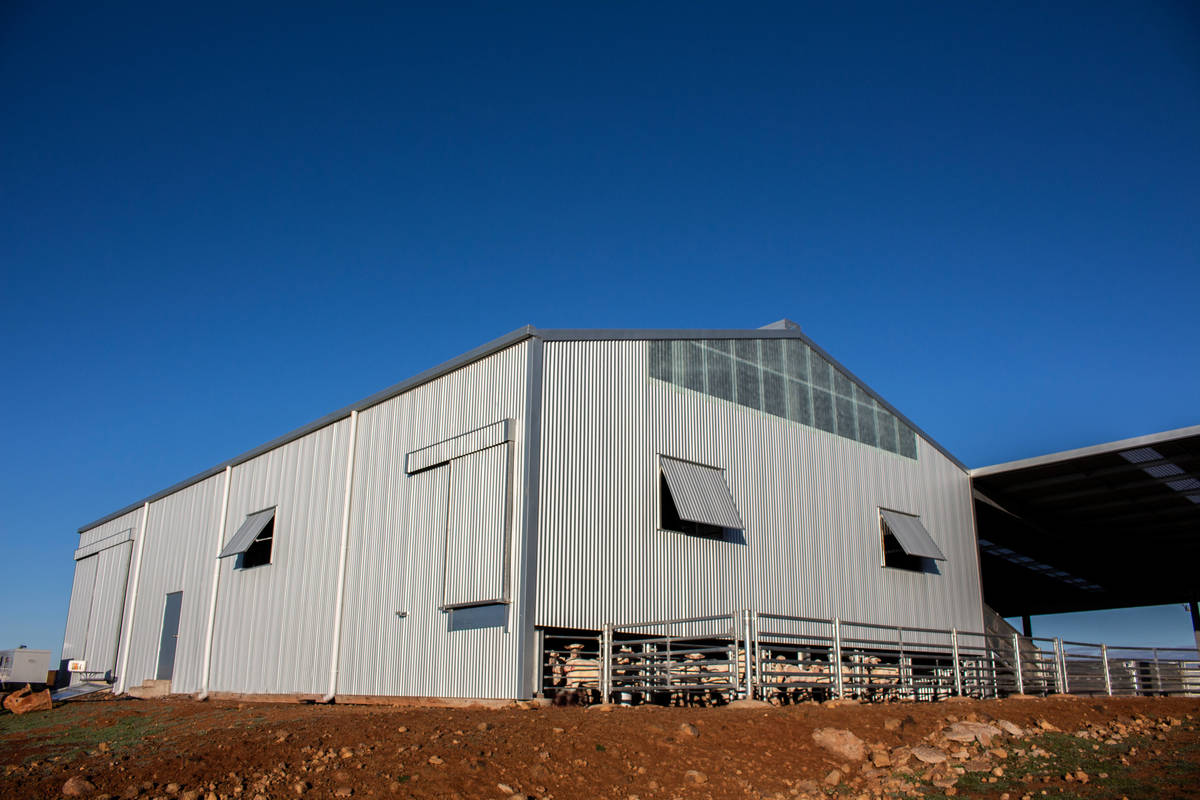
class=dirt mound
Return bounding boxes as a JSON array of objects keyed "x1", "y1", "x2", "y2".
[{"x1": 3, "y1": 695, "x2": 1199, "y2": 798}]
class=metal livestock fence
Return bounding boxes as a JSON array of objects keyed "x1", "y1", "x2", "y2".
[{"x1": 538, "y1": 611, "x2": 1200, "y2": 705}]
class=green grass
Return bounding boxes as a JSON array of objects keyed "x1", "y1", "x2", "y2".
[
  {"x1": 920, "y1": 726, "x2": 1200, "y2": 800},
  {"x1": 0, "y1": 704, "x2": 188, "y2": 765}
]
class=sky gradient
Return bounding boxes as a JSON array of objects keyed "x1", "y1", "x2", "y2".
[{"x1": 2, "y1": 2, "x2": 1198, "y2": 661}]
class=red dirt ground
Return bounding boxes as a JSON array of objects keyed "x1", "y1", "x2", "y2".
[{"x1": 3, "y1": 693, "x2": 1199, "y2": 799}]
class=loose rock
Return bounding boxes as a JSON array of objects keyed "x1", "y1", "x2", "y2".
[
  {"x1": 62, "y1": 776, "x2": 96, "y2": 797},
  {"x1": 911, "y1": 745, "x2": 948, "y2": 764},
  {"x1": 684, "y1": 770, "x2": 707, "y2": 784},
  {"x1": 811, "y1": 728, "x2": 866, "y2": 761}
]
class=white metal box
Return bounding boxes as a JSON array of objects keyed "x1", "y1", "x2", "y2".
[{"x1": 0, "y1": 649, "x2": 52, "y2": 686}]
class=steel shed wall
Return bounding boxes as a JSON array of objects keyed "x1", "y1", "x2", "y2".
[
  {"x1": 121, "y1": 473, "x2": 226, "y2": 693},
  {"x1": 62, "y1": 556, "x2": 98, "y2": 665},
  {"x1": 337, "y1": 341, "x2": 529, "y2": 700},
  {"x1": 83, "y1": 541, "x2": 134, "y2": 679},
  {"x1": 536, "y1": 340, "x2": 982, "y2": 637},
  {"x1": 208, "y1": 418, "x2": 352, "y2": 695},
  {"x1": 64, "y1": 507, "x2": 144, "y2": 681}
]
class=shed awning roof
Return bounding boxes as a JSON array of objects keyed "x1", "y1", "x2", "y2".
[
  {"x1": 880, "y1": 509, "x2": 945, "y2": 560},
  {"x1": 972, "y1": 425, "x2": 1200, "y2": 617},
  {"x1": 660, "y1": 456, "x2": 744, "y2": 529},
  {"x1": 218, "y1": 508, "x2": 275, "y2": 559}
]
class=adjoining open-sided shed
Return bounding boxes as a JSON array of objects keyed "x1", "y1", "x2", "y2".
[{"x1": 972, "y1": 425, "x2": 1200, "y2": 646}]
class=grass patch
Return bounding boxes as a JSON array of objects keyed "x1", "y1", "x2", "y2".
[
  {"x1": 0, "y1": 704, "x2": 191, "y2": 765},
  {"x1": 921, "y1": 726, "x2": 1200, "y2": 800}
]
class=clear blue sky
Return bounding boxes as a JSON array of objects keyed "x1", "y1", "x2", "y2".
[{"x1": 2, "y1": 2, "x2": 1198, "y2": 662}]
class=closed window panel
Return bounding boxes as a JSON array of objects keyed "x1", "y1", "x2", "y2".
[
  {"x1": 680, "y1": 341, "x2": 706, "y2": 393},
  {"x1": 760, "y1": 339, "x2": 784, "y2": 374},
  {"x1": 833, "y1": 369, "x2": 854, "y2": 399},
  {"x1": 648, "y1": 340, "x2": 673, "y2": 382},
  {"x1": 761, "y1": 370, "x2": 787, "y2": 417},
  {"x1": 784, "y1": 340, "x2": 809, "y2": 383},
  {"x1": 812, "y1": 388, "x2": 836, "y2": 432},
  {"x1": 705, "y1": 350, "x2": 734, "y2": 401},
  {"x1": 734, "y1": 339, "x2": 759, "y2": 363},
  {"x1": 787, "y1": 379, "x2": 812, "y2": 426},
  {"x1": 444, "y1": 443, "x2": 511, "y2": 607},
  {"x1": 835, "y1": 395, "x2": 857, "y2": 439},
  {"x1": 877, "y1": 409, "x2": 899, "y2": 453},
  {"x1": 897, "y1": 425, "x2": 919, "y2": 459},
  {"x1": 809, "y1": 353, "x2": 832, "y2": 389},
  {"x1": 856, "y1": 402, "x2": 877, "y2": 446},
  {"x1": 735, "y1": 359, "x2": 761, "y2": 410}
]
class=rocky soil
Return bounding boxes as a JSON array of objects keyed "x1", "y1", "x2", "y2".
[{"x1": 2, "y1": 694, "x2": 1199, "y2": 799}]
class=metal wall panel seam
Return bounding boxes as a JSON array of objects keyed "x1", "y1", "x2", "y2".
[
  {"x1": 114, "y1": 502, "x2": 149, "y2": 693},
  {"x1": 324, "y1": 409, "x2": 359, "y2": 701},
  {"x1": 518, "y1": 335, "x2": 542, "y2": 697},
  {"x1": 198, "y1": 466, "x2": 232, "y2": 700}
]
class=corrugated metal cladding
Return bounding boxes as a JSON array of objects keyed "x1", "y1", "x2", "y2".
[
  {"x1": 444, "y1": 442, "x2": 513, "y2": 607},
  {"x1": 405, "y1": 419, "x2": 513, "y2": 474},
  {"x1": 337, "y1": 342, "x2": 529, "y2": 700},
  {"x1": 536, "y1": 340, "x2": 983, "y2": 640},
  {"x1": 120, "y1": 473, "x2": 226, "y2": 694},
  {"x1": 62, "y1": 506, "x2": 143, "y2": 681},
  {"x1": 660, "y1": 456, "x2": 745, "y2": 529},
  {"x1": 208, "y1": 418, "x2": 352, "y2": 695}
]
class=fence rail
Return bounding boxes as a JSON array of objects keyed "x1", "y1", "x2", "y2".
[{"x1": 541, "y1": 611, "x2": 1200, "y2": 705}]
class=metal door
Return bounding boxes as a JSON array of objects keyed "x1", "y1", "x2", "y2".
[{"x1": 156, "y1": 592, "x2": 183, "y2": 681}]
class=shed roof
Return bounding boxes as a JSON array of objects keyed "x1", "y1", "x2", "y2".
[{"x1": 972, "y1": 424, "x2": 1200, "y2": 616}]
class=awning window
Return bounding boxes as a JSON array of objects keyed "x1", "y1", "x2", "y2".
[
  {"x1": 660, "y1": 456, "x2": 744, "y2": 530},
  {"x1": 879, "y1": 509, "x2": 945, "y2": 561},
  {"x1": 218, "y1": 508, "x2": 276, "y2": 559}
]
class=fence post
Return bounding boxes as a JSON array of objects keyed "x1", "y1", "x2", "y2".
[
  {"x1": 1012, "y1": 633, "x2": 1024, "y2": 695},
  {"x1": 601, "y1": 624, "x2": 613, "y2": 704},
  {"x1": 1056, "y1": 638, "x2": 1070, "y2": 694},
  {"x1": 1153, "y1": 648, "x2": 1162, "y2": 695},
  {"x1": 1101, "y1": 644, "x2": 1112, "y2": 696},
  {"x1": 833, "y1": 617, "x2": 845, "y2": 699},
  {"x1": 750, "y1": 611, "x2": 760, "y2": 699},
  {"x1": 951, "y1": 628, "x2": 963, "y2": 697},
  {"x1": 739, "y1": 609, "x2": 748, "y2": 695}
]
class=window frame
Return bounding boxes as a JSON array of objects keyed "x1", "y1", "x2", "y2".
[
  {"x1": 234, "y1": 507, "x2": 276, "y2": 571},
  {"x1": 878, "y1": 508, "x2": 935, "y2": 574}
]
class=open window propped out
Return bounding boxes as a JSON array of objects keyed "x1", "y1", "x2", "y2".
[
  {"x1": 219, "y1": 508, "x2": 276, "y2": 570},
  {"x1": 659, "y1": 456, "x2": 743, "y2": 539},
  {"x1": 879, "y1": 509, "x2": 944, "y2": 573}
]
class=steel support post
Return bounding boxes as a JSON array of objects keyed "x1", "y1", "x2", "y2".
[
  {"x1": 1012, "y1": 633, "x2": 1024, "y2": 695},
  {"x1": 1101, "y1": 644, "x2": 1112, "y2": 696},
  {"x1": 1056, "y1": 638, "x2": 1069, "y2": 694},
  {"x1": 742, "y1": 610, "x2": 753, "y2": 699},
  {"x1": 601, "y1": 625, "x2": 613, "y2": 704},
  {"x1": 951, "y1": 628, "x2": 963, "y2": 697},
  {"x1": 1153, "y1": 648, "x2": 1163, "y2": 694},
  {"x1": 833, "y1": 618, "x2": 845, "y2": 699}
]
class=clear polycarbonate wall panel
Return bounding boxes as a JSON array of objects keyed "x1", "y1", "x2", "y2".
[
  {"x1": 879, "y1": 509, "x2": 946, "y2": 560},
  {"x1": 444, "y1": 443, "x2": 512, "y2": 608},
  {"x1": 647, "y1": 339, "x2": 920, "y2": 459},
  {"x1": 660, "y1": 456, "x2": 744, "y2": 529}
]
